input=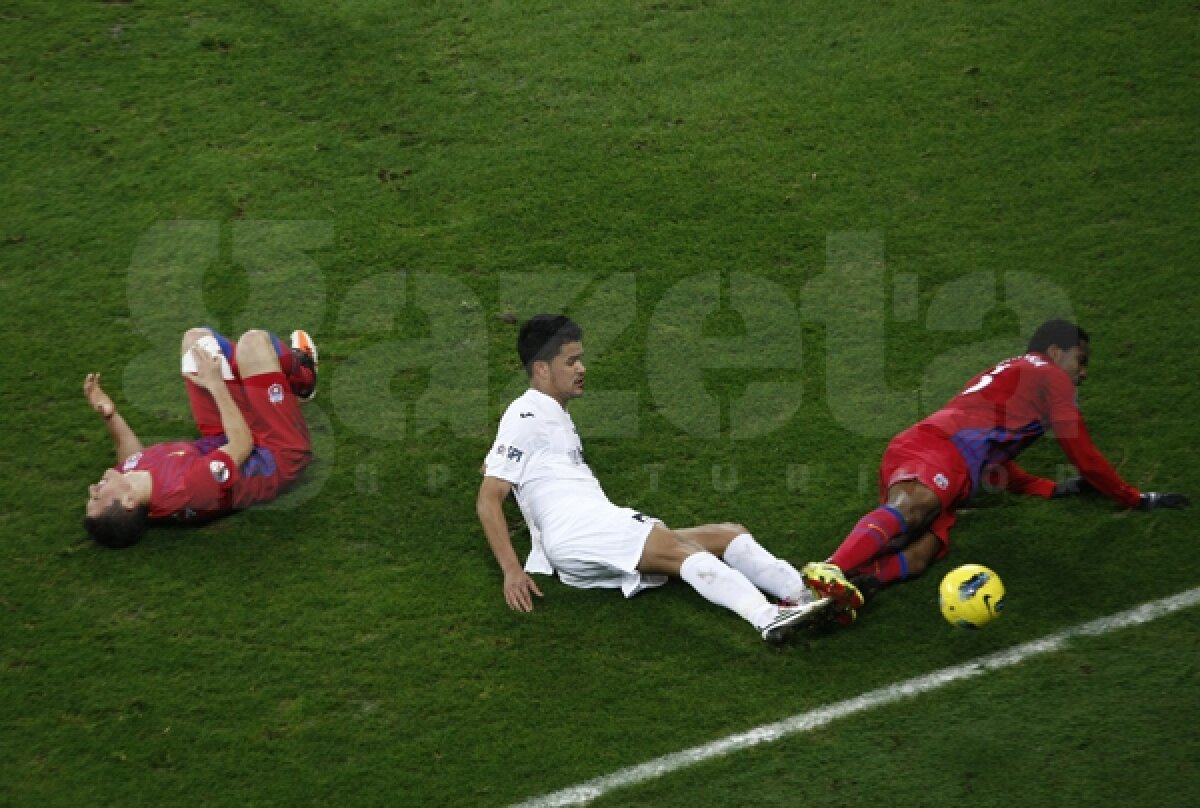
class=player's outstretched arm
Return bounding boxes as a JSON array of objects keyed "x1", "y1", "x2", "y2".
[
  {"x1": 83, "y1": 373, "x2": 143, "y2": 464},
  {"x1": 477, "y1": 475, "x2": 543, "y2": 612}
]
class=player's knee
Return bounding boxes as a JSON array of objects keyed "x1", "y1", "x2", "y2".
[
  {"x1": 236, "y1": 329, "x2": 273, "y2": 359},
  {"x1": 719, "y1": 522, "x2": 748, "y2": 537},
  {"x1": 902, "y1": 536, "x2": 939, "y2": 578},
  {"x1": 905, "y1": 551, "x2": 930, "y2": 578},
  {"x1": 887, "y1": 485, "x2": 941, "y2": 527},
  {"x1": 181, "y1": 328, "x2": 210, "y2": 354}
]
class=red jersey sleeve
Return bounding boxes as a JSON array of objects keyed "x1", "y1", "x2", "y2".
[{"x1": 1043, "y1": 373, "x2": 1141, "y2": 508}]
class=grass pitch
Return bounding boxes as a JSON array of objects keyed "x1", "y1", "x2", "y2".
[{"x1": 2, "y1": 1, "x2": 1198, "y2": 805}]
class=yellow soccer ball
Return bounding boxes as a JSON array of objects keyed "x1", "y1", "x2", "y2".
[{"x1": 939, "y1": 564, "x2": 1005, "y2": 629}]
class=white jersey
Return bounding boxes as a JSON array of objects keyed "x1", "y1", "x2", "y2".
[
  {"x1": 483, "y1": 389, "x2": 604, "y2": 567},
  {"x1": 483, "y1": 388, "x2": 664, "y2": 595}
]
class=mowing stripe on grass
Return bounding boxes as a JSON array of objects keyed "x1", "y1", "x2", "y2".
[{"x1": 513, "y1": 586, "x2": 1200, "y2": 808}]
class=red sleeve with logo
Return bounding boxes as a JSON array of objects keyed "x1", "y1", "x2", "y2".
[{"x1": 1042, "y1": 372, "x2": 1141, "y2": 508}]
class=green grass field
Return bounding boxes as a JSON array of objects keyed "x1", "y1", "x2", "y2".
[{"x1": 3, "y1": 1, "x2": 1198, "y2": 805}]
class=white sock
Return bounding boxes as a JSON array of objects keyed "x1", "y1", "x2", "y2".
[
  {"x1": 722, "y1": 533, "x2": 809, "y2": 603},
  {"x1": 679, "y1": 552, "x2": 777, "y2": 630}
]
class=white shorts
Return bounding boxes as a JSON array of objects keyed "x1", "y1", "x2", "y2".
[{"x1": 538, "y1": 503, "x2": 668, "y2": 598}]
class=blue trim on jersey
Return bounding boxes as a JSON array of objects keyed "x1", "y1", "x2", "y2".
[
  {"x1": 242, "y1": 447, "x2": 277, "y2": 478},
  {"x1": 897, "y1": 552, "x2": 909, "y2": 581},
  {"x1": 193, "y1": 436, "x2": 275, "y2": 479},
  {"x1": 193, "y1": 434, "x2": 228, "y2": 455},
  {"x1": 206, "y1": 327, "x2": 236, "y2": 362},
  {"x1": 950, "y1": 421, "x2": 1045, "y2": 493}
]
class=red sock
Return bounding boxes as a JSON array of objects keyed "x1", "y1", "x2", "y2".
[
  {"x1": 850, "y1": 551, "x2": 910, "y2": 586},
  {"x1": 830, "y1": 505, "x2": 907, "y2": 572}
]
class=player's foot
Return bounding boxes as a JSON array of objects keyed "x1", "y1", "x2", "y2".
[
  {"x1": 808, "y1": 601, "x2": 857, "y2": 633},
  {"x1": 848, "y1": 574, "x2": 883, "y2": 603},
  {"x1": 761, "y1": 597, "x2": 832, "y2": 646},
  {"x1": 802, "y1": 562, "x2": 865, "y2": 610},
  {"x1": 778, "y1": 587, "x2": 816, "y2": 609},
  {"x1": 829, "y1": 603, "x2": 857, "y2": 626},
  {"x1": 290, "y1": 329, "x2": 319, "y2": 401}
]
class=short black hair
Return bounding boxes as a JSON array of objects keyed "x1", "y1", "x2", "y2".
[
  {"x1": 517, "y1": 314, "x2": 583, "y2": 375},
  {"x1": 84, "y1": 501, "x2": 149, "y2": 549},
  {"x1": 1028, "y1": 319, "x2": 1089, "y2": 354}
]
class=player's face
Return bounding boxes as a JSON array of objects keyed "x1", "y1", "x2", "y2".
[
  {"x1": 540, "y1": 340, "x2": 586, "y2": 404},
  {"x1": 1053, "y1": 341, "x2": 1089, "y2": 386},
  {"x1": 85, "y1": 468, "x2": 134, "y2": 518}
]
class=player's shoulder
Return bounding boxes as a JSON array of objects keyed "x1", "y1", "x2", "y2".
[{"x1": 497, "y1": 389, "x2": 554, "y2": 429}]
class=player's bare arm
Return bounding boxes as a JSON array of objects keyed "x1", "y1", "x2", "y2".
[
  {"x1": 83, "y1": 372, "x2": 143, "y2": 464},
  {"x1": 476, "y1": 474, "x2": 544, "y2": 613},
  {"x1": 186, "y1": 344, "x2": 254, "y2": 466}
]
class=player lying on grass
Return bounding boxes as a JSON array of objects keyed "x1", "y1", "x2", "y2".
[
  {"x1": 83, "y1": 327, "x2": 319, "y2": 548},
  {"x1": 477, "y1": 314, "x2": 824, "y2": 644},
  {"x1": 801, "y1": 319, "x2": 1190, "y2": 623}
]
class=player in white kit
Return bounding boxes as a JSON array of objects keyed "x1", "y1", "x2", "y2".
[{"x1": 476, "y1": 314, "x2": 826, "y2": 644}]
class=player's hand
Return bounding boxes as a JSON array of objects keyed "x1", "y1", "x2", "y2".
[
  {"x1": 83, "y1": 373, "x2": 115, "y2": 419},
  {"x1": 1052, "y1": 477, "x2": 1094, "y2": 498},
  {"x1": 187, "y1": 344, "x2": 226, "y2": 391},
  {"x1": 503, "y1": 571, "x2": 544, "y2": 613},
  {"x1": 1137, "y1": 492, "x2": 1190, "y2": 510}
]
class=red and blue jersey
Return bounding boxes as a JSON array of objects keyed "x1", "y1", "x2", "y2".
[
  {"x1": 920, "y1": 352, "x2": 1140, "y2": 508},
  {"x1": 115, "y1": 436, "x2": 285, "y2": 522},
  {"x1": 117, "y1": 437, "x2": 238, "y2": 522}
]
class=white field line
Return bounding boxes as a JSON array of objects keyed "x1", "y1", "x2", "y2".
[{"x1": 513, "y1": 586, "x2": 1200, "y2": 808}]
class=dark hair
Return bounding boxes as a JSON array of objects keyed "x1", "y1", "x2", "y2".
[
  {"x1": 517, "y1": 314, "x2": 583, "y2": 375},
  {"x1": 1028, "y1": 320, "x2": 1089, "y2": 354},
  {"x1": 84, "y1": 501, "x2": 150, "y2": 549}
]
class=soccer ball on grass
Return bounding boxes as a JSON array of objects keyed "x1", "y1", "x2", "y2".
[{"x1": 939, "y1": 563, "x2": 1005, "y2": 629}]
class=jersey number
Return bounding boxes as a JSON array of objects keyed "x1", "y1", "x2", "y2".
[{"x1": 962, "y1": 360, "x2": 1014, "y2": 395}]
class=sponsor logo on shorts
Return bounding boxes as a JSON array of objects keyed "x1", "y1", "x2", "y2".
[
  {"x1": 210, "y1": 460, "x2": 230, "y2": 484},
  {"x1": 268, "y1": 383, "x2": 285, "y2": 404},
  {"x1": 933, "y1": 472, "x2": 949, "y2": 490}
]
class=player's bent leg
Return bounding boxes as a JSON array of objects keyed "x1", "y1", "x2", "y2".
[
  {"x1": 673, "y1": 522, "x2": 746, "y2": 556},
  {"x1": 637, "y1": 524, "x2": 703, "y2": 576},
  {"x1": 181, "y1": 328, "x2": 230, "y2": 436},
  {"x1": 704, "y1": 527, "x2": 810, "y2": 603},
  {"x1": 884, "y1": 479, "x2": 942, "y2": 531},
  {"x1": 900, "y1": 530, "x2": 942, "y2": 578},
  {"x1": 640, "y1": 525, "x2": 785, "y2": 638},
  {"x1": 232, "y1": 330, "x2": 313, "y2": 487},
  {"x1": 673, "y1": 523, "x2": 812, "y2": 602}
]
